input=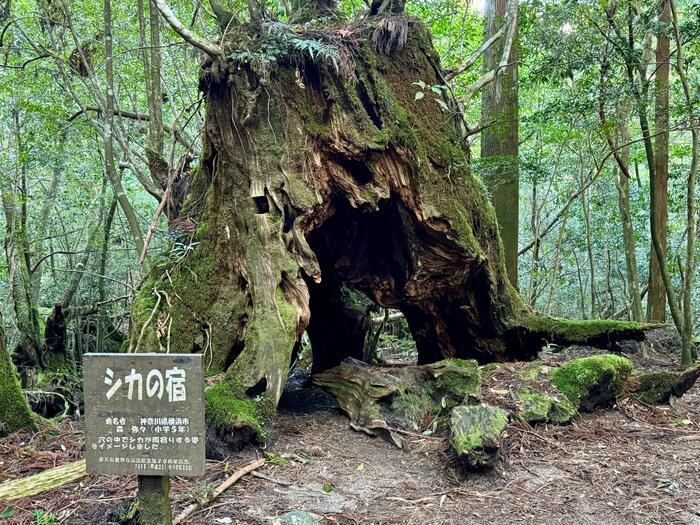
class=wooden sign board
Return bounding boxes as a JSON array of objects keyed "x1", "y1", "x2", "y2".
[{"x1": 83, "y1": 353, "x2": 205, "y2": 477}]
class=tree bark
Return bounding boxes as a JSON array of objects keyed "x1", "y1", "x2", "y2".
[
  {"x1": 481, "y1": 0, "x2": 519, "y2": 287},
  {"x1": 648, "y1": 0, "x2": 670, "y2": 322},
  {"x1": 0, "y1": 311, "x2": 36, "y2": 435},
  {"x1": 613, "y1": 116, "x2": 643, "y2": 322},
  {"x1": 104, "y1": 0, "x2": 148, "y2": 270}
]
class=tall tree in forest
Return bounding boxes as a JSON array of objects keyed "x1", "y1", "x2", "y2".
[
  {"x1": 649, "y1": 0, "x2": 671, "y2": 322},
  {"x1": 481, "y1": 0, "x2": 519, "y2": 287},
  {"x1": 2, "y1": 109, "x2": 43, "y2": 374}
]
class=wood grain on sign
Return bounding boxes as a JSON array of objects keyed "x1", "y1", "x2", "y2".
[{"x1": 83, "y1": 353, "x2": 205, "y2": 477}]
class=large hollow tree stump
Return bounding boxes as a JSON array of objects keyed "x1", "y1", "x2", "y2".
[{"x1": 127, "y1": 14, "x2": 653, "y2": 446}]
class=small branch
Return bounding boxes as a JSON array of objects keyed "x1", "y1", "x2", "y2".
[
  {"x1": 152, "y1": 0, "x2": 225, "y2": 60},
  {"x1": 251, "y1": 471, "x2": 293, "y2": 486},
  {"x1": 463, "y1": 0, "x2": 519, "y2": 104},
  {"x1": 172, "y1": 459, "x2": 265, "y2": 524},
  {"x1": 444, "y1": 25, "x2": 506, "y2": 82},
  {"x1": 0, "y1": 53, "x2": 51, "y2": 69},
  {"x1": 139, "y1": 185, "x2": 170, "y2": 264},
  {"x1": 68, "y1": 106, "x2": 149, "y2": 123}
]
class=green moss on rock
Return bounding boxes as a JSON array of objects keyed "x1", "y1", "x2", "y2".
[
  {"x1": 551, "y1": 355, "x2": 633, "y2": 411},
  {"x1": 516, "y1": 387, "x2": 552, "y2": 424},
  {"x1": 449, "y1": 404, "x2": 508, "y2": 469},
  {"x1": 515, "y1": 386, "x2": 576, "y2": 425},
  {"x1": 628, "y1": 368, "x2": 700, "y2": 405},
  {"x1": 432, "y1": 359, "x2": 481, "y2": 403},
  {"x1": 631, "y1": 371, "x2": 679, "y2": 405}
]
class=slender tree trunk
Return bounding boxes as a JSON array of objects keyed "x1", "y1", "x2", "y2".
[
  {"x1": 138, "y1": 0, "x2": 168, "y2": 190},
  {"x1": 649, "y1": 0, "x2": 671, "y2": 322},
  {"x1": 31, "y1": 131, "x2": 67, "y2": 303},
  {"x1": 481, "y1": 0, "x2": 519, "y2": 287},
  {"x1": 103, "y1": 0, "x2": 148, "y2": 270},
  {"x1": 545, "y1": 203, "x2": 570, "y2": 315},
  {"x1": 670, "y1": 0, "x2": 698, "y2": 364},
  {"x1": 97, "y1": 198, "x2": 117, "y2": 354},
  {"x1": 526, "y1": 179, "x2": 539, "y2": 306},
  {"x1": 2, "y1": 109, "x2": 42, "y2": 373},
  {"x1": 614, "y1": 116, "x2": 643, "y2": 322}
]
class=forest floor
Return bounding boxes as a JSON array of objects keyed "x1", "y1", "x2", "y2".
[{"x1": 2, "y1": 337, "x2": 700, "y2": 525}]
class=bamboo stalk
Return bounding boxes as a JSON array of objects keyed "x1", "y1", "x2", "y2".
[
  {"x1": 0, "y1": 459, "x2": 87, "y2": 502},
  {"x1": 172, "y1": 458, "x2": 265, "y2": 525}
]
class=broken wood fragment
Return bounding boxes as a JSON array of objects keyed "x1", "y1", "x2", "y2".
[
  {"x1": 0, "y1": 459, "x2": 86, "y2": 502},
  {"x1": 172, "y1": 458, "x2": 265, "y2": 525}
]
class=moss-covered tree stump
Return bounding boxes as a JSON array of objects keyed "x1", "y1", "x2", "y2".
[
  {"x1": 126, "y1": 9, "x2": 662, "y2": 447},
  {"x1": 0, "y1": 316, "x2": 36, "y2": 435}
]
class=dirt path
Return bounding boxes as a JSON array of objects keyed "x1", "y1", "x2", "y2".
[
  {"x1": 2, "y1": 335, "x2": 699, "y2": 525},
  {"x1": 2, "y1": 386, "x2": 699, "y2": 525}
]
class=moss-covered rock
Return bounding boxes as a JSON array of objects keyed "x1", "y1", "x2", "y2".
[
  {"x1": 449, "y1": 404, "x2": 508, "y2": 469},
  {"x1": 628, "y1": 366, "x2": 700, "y2": 405},
  {"x1": 514, "y1": 386, "x2": 576, "y2": 425},
  {"x1": 550, "y1": 355, "x2": 633, "y2": 411}
]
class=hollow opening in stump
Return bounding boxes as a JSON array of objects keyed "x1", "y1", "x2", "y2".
[{"x1": 303, "y1": 189, "x2": 460, "y2": 371}]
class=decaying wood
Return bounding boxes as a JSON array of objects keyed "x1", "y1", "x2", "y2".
[
  {"x1": 172, "y1": 458, "x2": 265, "y2": 525},
  {"x1": 314, "y1": 355, "x2": 700, "y2": 469},
  {"x1": 0, "y1": 459, "x2": 86, "y2": 502},
  {"x1": 126, "y1": 10, "x2": 658, "y2": 447},
  {"x1": 314, "y1": 357, "x2": 481, "y2": 447}
]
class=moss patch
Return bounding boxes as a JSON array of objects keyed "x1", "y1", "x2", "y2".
[
  {"x1": 205, "y1": 381, "x2": 273, "y2": 440},
  {"x1": 631, "y1": 366, "x2": 700, "y2": 406},
  {"x1": 432, "y1": 359, "x2": 481, "y2": 403},
  {"x1": 551, "y1": 355, "x2": 633, "y2": 411},
  {"x1": 524, "y1": 315, "x2": 649, "y2": 346},
  {"x1": 0, "y1": 346, "x2": 36, "y2": 435},
  {"x1": 515, "y1": 386, "x2": 576, "y2": 425}
]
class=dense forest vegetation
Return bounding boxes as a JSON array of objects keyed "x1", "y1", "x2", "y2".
[
  {"x1": 0, "y1": 0, "x2": 699, "y2": 523},
  {"x1": 2, "y1": 0, "x2": 697, "y2": 394}
]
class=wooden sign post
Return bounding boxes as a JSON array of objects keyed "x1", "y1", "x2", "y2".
[{"x1": 83, "y1": 353, "x2": 205, "y2": 525}]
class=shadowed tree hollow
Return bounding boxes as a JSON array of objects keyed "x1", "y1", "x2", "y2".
[{"x1": 132, "y1": 3, "x2": 649, "y2": 441}]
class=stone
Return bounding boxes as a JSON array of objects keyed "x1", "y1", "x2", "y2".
[
  {"x1": 282, "y1": 511, "x2": 323, "y2": 525},
  {"x1": 449, "y1": 404, "x2": 508, "y2": 469}
]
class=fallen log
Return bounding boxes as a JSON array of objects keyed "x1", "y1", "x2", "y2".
[
  {"x1": 172, "y1": 458, "x2": 265, "y2": 524},
  {"x1": 0, "y1": 459, "x2": 87, "y2": 502}
]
